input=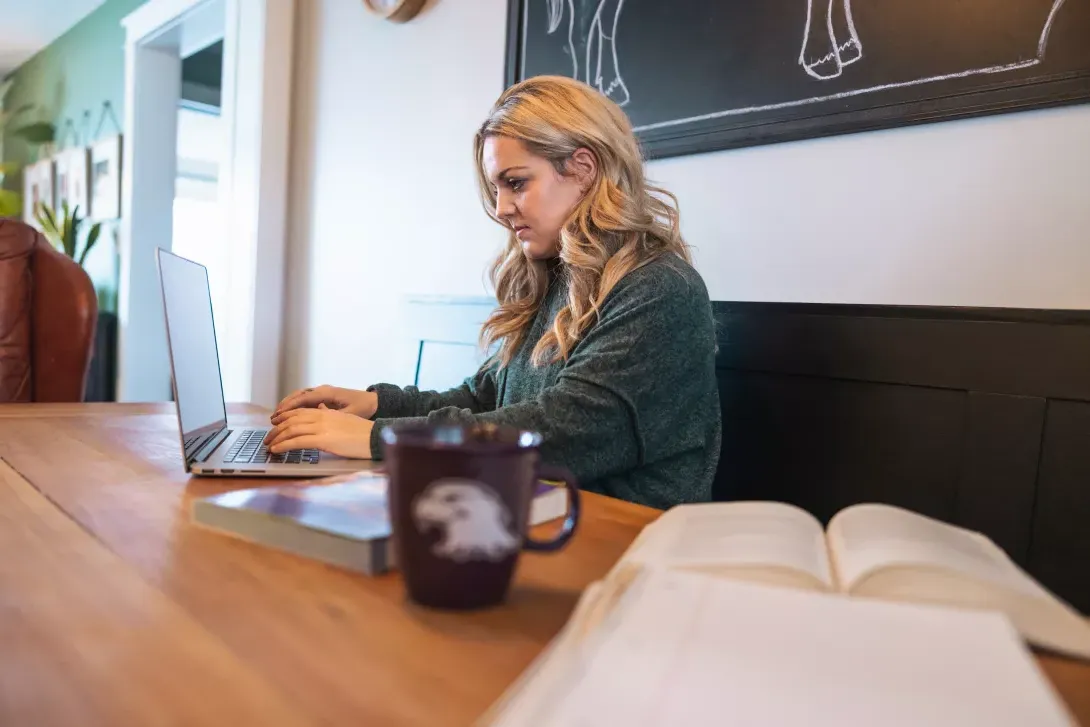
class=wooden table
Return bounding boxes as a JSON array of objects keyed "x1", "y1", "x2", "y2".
[{"x1": 1, "y1": 403, "x2": 1088, "y2": 725}]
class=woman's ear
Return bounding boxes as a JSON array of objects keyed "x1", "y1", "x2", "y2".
[{"x1": 568, "y1": 147, "x2": 598, "y2": 191}]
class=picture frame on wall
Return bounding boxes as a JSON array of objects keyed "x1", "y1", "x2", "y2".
[
  {"x1": 90, "y1": 134, "x2": 123, "y2": 222},
  {"x1": 54, "y1": 147, "x2": 92, "y2": 215},
  {"x1": 22, "y1": 159, "x2": 55, "y2": 229},
  {"x1": 505, "y1": 0, "x2": 1090, "y2": 158}
]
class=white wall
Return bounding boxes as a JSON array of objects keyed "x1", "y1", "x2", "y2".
[
  {"x1": 173, "y1": 106, "x2": 230, "y2": 399},
  {"x1": 283, "y1": 0, "x2": 1090, "y2": 397},
  {"x1": 657, "y1": 108, "x2": 1090, "y2": 308},
  {"x1": 283, "y1": 0, "x2": 508, "y2": 396},
  {"x1": 176, "y1": 105, "x2": 222, "y2": 185}
]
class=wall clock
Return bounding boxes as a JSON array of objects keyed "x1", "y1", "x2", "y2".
[{"x1": 363, "y1": 0, "x2": 427, "y2": 23}]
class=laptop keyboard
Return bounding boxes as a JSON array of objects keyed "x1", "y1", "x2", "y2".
[{"x1": 223, "y1": 429, "x2": 320, "y2": 465}]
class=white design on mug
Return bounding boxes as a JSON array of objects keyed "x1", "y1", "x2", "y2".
[{"x1": 412, "y1": 479, "x2": 519, "y2": 562}]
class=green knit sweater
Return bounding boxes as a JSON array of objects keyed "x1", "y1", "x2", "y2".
[{"x1": 368, "y1": 256, "x2": 721, "y2": 509}]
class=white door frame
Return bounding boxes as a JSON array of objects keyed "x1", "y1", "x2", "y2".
[{"x1": 118, "y1": 0, "x2": 293, "y2": 408}]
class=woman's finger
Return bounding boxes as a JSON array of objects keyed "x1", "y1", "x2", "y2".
[
  {"x1": 268, "y1": 433, "x2": 323, "y2": 454},
  {"x1": 267, "y1": 422, "x2": 315, "y2": 450},
  {"x1": 265, "y1": 409, "x2": 313, "y2": 431},
  {"x1": 275, "y1": 392, "x2": 310, "y2": 413},
  {"x1": 269, "y1": 407, "x2": 318, "y2": 428},
  {"x1": 268, "y1": 420, "x2": 312, "y2": 444},
  {"x1": 275, "y1": 388, "x2": 308, "y2": 411},
  {"x1": 275, "y1": 386, "x2": 326, "y2": 414}
]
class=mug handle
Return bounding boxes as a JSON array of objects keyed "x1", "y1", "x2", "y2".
[{"x1": 522, "y1": 464, "x2": 581, "y2": 552}]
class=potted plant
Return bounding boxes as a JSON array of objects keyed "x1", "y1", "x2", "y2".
[
  {"x1": 34, "y1": 200, "x2": 103, "y2": 267},
  {"x1": 0, "y1": 78, "x2": 28, "y2": 217},
  {"x1": 0, "y1": 78, "x2": 57, "y2": 218},
  {"x1": 34, "y1": 200, "x2": 117, "y2": 401},
  {"x1": 0, "y1": 165, "x2": 19, "y2": 218}
]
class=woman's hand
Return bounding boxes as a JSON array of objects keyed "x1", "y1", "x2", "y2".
[
  {"x1": 274, "y1": 385, "x2": 378, "y2": 419},
  {"x1": 264, "y1": 405, "x2": 374, "y2": 459}
]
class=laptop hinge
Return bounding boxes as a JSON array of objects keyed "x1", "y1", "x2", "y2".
[{"x1": 190, "y1": 428, "x2": 231, "y2": 465}]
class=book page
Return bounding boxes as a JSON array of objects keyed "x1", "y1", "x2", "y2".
[
  {"x1": 827, "y1": 504, "x2": 1090, "y2": 660},
  {"x1": 827, "y1": 504, "x2": 1048, "y2": 599},
  {"x1": 526, "y1": 571, "x2": 1072, "y2": 727},
  {"x1": 620, "y1": 502, "x2": 834, "y2": 591}
]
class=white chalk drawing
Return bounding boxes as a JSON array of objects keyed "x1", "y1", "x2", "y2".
[
  {"x1": 412, "y1": 479, "x2": 519, "y2": 563},
  {"x1": 525, "y1": 0, "x2": 1068, "y2": 132},
  {"x1": 546, "y1": 0, "x2": 578, "y2": 78},
  {"x1": 628, "y1": 0, "x2": 1068, "y2": 132},
  {"x1": 800, "y1": 0, "x2": 863, "y2": 80},
  {"x1": 543, "y1": 0, "x2": 630, "y2": 105},
  {"x1": 587, "y1": 0, "x2": 630, "y2": 105}
]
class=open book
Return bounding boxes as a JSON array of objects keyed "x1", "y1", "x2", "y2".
[
  {"x1": 612, "y1": 501, "x2": 1090, "y2": 661},
  {"x1": 483, "y1": 569, "x2": 1075, "y2": 727}
]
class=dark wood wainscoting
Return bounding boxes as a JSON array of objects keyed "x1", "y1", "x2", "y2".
[{"x1": 712, "y1": 302, "x2": 1090, "y2": 611}]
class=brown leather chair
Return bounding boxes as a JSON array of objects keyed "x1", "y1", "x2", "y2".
[{"x1": 0, "y1": 218, "x2": 98, "y2": 403}]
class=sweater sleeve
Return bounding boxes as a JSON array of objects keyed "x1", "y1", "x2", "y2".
[
  {"x1": 370, "y1": 264, "x2": 713, "y2": 488},
  {"x1": 367, "y1": 362, "x2": 498, "y2": 419}
]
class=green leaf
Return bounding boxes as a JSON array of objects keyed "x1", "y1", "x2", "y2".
[
  {"x1": 35, "y1": 202, "x2": 62, "y2": 249},
  {"x1": 36, "y1": 202, "x2": 53, "y2": 230},
  {"x1": 61, "y1": 201, "x2": 78, "y2": 258},
  {"x1": 0, "y1": 103, "x2": 32, "y2": 125},
  {"x1": 0, "y1": 189, "x2": 21, "y2": 218},
  {"x1": 79, "y1": 222, "x2": 103, "y2": 266},
  {"x1": 12, "y1": 121, "x2": 56, "y2": 144}
]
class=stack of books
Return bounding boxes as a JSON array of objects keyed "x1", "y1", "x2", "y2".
[
  {"x1": 190, "y1": 472, "x2": 570, "y2": 576},
  {"x1": 480, "y1": 502, "x2": 1090, "y2": 726}
]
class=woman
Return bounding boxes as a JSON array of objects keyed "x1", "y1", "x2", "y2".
[{"x1": 266, "y1": 75, "x2": 721, "y2": 509}]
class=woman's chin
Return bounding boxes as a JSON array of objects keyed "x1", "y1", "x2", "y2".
[{"x1": 521, "y1": 239, "x2": 559, "y2": 260}]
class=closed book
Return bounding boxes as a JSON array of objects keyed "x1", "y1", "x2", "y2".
[{"x1": 190, "y1": 473, "x2": 569, "y2": 576}]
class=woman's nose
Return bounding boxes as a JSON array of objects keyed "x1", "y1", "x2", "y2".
[{"x1": 495, "y1": 191, "x2": 516, "y2": 220}]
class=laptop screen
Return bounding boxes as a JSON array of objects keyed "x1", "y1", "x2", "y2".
[{"x1": 157, "y1": 249, "x2": 228, "y2": 439}]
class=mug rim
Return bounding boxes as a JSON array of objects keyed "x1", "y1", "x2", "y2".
[{"x1": 380, "y1": 422, "x2": 543, "y2": 453}]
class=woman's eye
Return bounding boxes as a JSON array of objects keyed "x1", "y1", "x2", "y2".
[{"x1": 508, "y1": 178, "x2": 526, "y2": 192}]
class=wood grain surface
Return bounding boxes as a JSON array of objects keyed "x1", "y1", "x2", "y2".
[
  {"x1": 0, "y1": 403, "x2": 1087, "y2": 725},
  {"x1": 0, "y1": 459, "x2": 314, "y2": 726},
  {"x1": 0, "y1": 403, "x2": 658, "y2": 726}
]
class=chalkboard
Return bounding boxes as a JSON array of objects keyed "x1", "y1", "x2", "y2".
[{"x1": 505, "y1": 0, "x2": 1090, "y2": 158}]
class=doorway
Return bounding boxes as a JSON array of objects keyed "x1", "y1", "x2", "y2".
[
  {"x1": 118, "y1": 0, "x2": 294, "y2": 408},
  {"x1": 175, "y1": 40, "x2": 228, "y2": 366}
]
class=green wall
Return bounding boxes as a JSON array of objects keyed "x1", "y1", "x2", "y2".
[
  {"x1": 3, "y1": 0, "x2": 147, "y2": 165},
  {"x1": 1, "y1": 0, "x2": 147, "y2": 309}
]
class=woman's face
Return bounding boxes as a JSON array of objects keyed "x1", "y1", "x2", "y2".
[{"x1": 482, "y1": 135, "x2": 594, "y2": 260}]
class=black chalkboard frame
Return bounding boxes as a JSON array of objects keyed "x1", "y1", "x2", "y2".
[{"x1": 503, "y1": 0, "x2": 1090, "y2": 160}]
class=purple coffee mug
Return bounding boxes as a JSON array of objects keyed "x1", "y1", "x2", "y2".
[{"x1": 381, "y1": 422, "x2": 581, "y2": 610}]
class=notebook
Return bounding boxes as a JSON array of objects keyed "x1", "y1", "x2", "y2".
[
  {"x1": 484, "y1": 569, "x2": 1075, "y2": 726},
  {"x1": 191, "y1": 473, "x2": 569, "y2": 575},
  {"x1": 606, "y1": 501, "x2": 1090, "y2": 661}
]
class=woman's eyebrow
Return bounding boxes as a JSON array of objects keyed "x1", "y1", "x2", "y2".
[{"x1": 495, "y1": 166, "x2": 530, "y2": 181}]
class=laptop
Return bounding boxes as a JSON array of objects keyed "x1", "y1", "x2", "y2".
[{"x1": 156, "y1": 247, "x2": 379, "y2": 477}]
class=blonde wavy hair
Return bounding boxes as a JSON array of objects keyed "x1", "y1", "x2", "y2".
[{"x1": 474, "y1": 75, "x2": 691, "y2": 368}]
